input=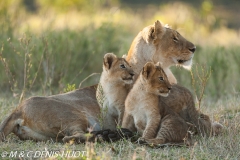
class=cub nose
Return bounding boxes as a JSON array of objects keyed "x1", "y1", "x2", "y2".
[
  {"x1": 189, "y1": 46, "x2": 196, "y2": 53},
  {"x1": 168, "y1": 87, "x2": 172, "y2": 90},
  {"x1": 130, "y1": 73, "x2": 135, "y2": 77}
]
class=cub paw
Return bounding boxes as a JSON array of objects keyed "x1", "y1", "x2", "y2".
[
  {"x1": 212, "y1": 122, "x2": 223, "y2": 136},
  {"x1": 137, "y1": 137, "x2": 147, "y2": 144}
]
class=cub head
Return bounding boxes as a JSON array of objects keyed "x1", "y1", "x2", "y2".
[
  {"x1": 142, "y1": 20, "x2": 196, "y2": 69},
  {"x1": 103, "y1": 53, "x2": 135, "y2": 84},
  {"x1": 141, "y1": 62, "x2": 172, "y2": 97}
]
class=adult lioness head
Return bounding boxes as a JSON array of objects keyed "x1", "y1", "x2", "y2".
[
  {"x1": 126, "y1": 20, "x2": 196, "y2": 84},
  {"x1": 141, "y1": 62, "x2": 172, "y2": 97}
]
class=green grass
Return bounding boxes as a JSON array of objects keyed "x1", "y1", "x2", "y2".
[
  {"x1": 0, "y1": 95, "x2": 239, "y2": 159},
  {"x1": 0, "y1": 1, "x2": 240, "y2": 159},
  {"x1": 172, "y1": 45, "x2": 240, "y2": 99},
  {"x1": 0, "y1": 23, "x2": 132, "y2": 94},
  {"x1": 1, "y1": 27, "x2": 240, "y2": 99},
  {"x1": 0, "y1": 1, "x2": 240, "y2": 99}
]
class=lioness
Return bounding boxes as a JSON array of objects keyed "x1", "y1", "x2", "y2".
[
  {"x1": 0, "y1": 53, "x2": 134, "y2": 142},
  {"x1": 126, "y1": 20, "x2": 196, "y2": 84},
  {"x1": 122, "y1": 62, "x2": 194, "y2": 146}
]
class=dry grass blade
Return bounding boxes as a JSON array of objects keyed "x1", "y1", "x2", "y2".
[
  {"x1": 190, "y1": 64, "x2": 212, "y2": 110},
  {"x1": 78, "y1": 73, "x2": 100, "y2": 88}
]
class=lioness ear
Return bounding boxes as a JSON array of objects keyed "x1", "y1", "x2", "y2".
[
  {"x1": 103, "y1": 53, "x2": 117, "y2": 70},
  {"x1": 142, "y1": 62, "x2": 155, "y2": 79},
  {"x1": 150, "y1": 20, "x2": 165, "y2": 43}
]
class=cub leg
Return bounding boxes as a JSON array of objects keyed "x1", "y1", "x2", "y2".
[
  {"x1": 139, "y1": 137, "x2": 166, "y2": 146},
  {"x1": 117, "y1": 107, "x2": 124, "y2": 127},
  {"x1": 121, "y1": 113, "x2": 136, "y2": 132},
  {"x1": 102, "y1": 114, "x2": 118, "y2": 130},
  {"x1": 212, "y1": 122, "x2": 223, "y2": 136},
  {"x1": 142, "y1": 115, "x2": 193, "y2": 146},
  {"x1": 141, "y1": 114, "x2": 161, "y2": 140},
  {"x1": 196, "y1": 113, "x2": 212, "y2": 137}
]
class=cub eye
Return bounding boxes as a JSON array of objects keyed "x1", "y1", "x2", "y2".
[
  {"x1": 159, "y1": 77, "x2": 164, "y2": 81},
  {"x1": 173, "y1": 37, "x2": 178, "y2": 42},
  {"x1": 120, "y1": 64, "x2": 126, "y2": 69}
]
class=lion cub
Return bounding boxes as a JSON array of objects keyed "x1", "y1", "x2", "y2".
[
  {"x1": 98, "y1": 53, "x2": 134, "y2": 130},
  {"x1": 122, "y1": 62, "x2": 193, "y2": 145}
]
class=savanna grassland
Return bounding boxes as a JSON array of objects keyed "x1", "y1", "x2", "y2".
[{"x1": 0, "y1": 0, "x2": 240, "y2": 159}]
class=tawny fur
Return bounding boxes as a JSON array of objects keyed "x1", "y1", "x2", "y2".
[
  {"x1": 0, "y1": 53, "x2": 134, "y2": 143},
  {"x1": 126, "y1": 20, "x2": 196, "y2": 84},
  {"x1": 124, "y1": 20, "x2": 222, "y2": 136},
  {"x1": 0, "y1": 86, "x2": 100, "y2": 143},
  {"x1": 98, "y1": 53, "x2": 134, "y2": 130},
  {"x1": 122, "y1": 62, "x2": 193, "y2": 146},
  {"x1": 0, "y1": 20, "x2": 222, "y2": 142}
]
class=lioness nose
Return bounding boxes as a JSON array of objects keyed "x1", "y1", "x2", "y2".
[{"x1": 189, "y1": 46, "x2": 196, "y2": 53}]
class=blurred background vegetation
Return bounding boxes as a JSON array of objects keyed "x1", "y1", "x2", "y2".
[{"x1": 0, "y1": 0, "x2": 239, "y2": 100}]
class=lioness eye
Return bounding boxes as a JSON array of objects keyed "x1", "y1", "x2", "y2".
[
  {"x1": 159, "y1": 77, "x2": 164, "y2": 81},
  {"x1": 120, "y1": 64, "x2": 126, "y2": 69}
]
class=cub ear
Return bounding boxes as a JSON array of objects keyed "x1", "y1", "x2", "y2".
[
  {"x1": 122, "y1": 54, "x2": 127, "y2": 59},
  {"x1": 156, "y1": 62, "x2": 163, "y2": 68},
  {"x1": 150, "y1": 20, "x2": 165, "y2": 43},
  {"x1": 142, "y1": 62, "x2": 155, "y2": 79},
  {"x1": 103, "y1": 53, "x2": 117, "y2": 70}
]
